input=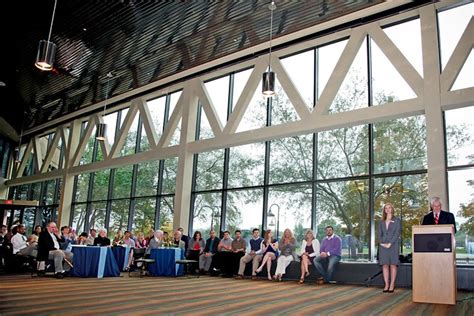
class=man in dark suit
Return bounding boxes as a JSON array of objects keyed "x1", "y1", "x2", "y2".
[
  {"x1": 37, "y1": 222, "x2": 74, "y2": 278},
  {"x1": 422, "y1": 197, "x2": 457, "y2": 233},
  {"x1": 178, "y1": 227, "x2": 190, "y2": 251}
]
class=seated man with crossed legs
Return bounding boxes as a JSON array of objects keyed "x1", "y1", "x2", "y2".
[{"x1": 37, "y1": 222, "x2": 74, "y2": 279}]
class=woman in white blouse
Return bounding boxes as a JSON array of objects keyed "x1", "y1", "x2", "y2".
[{"x1": 299, "y1": 230, "x2": 320, "y2": 284}]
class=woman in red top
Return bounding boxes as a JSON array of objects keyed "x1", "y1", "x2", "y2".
[{"x1": 187, "y1": 231, "x2": 206, "y2": 274}]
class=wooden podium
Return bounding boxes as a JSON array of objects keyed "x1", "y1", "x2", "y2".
[{"x1": 412, "y1": 225, "x2": 456, "y2": 305}]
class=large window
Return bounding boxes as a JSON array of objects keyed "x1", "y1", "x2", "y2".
[
  {"x1": 268, "y1": 185, "x2": 312, "y2": 242},
  {"x1": 445, "y1": 106, "x2": 474, "y2": 264},
  {"x1": 70, "y1": 92, "x2": 179, "y2": 235},
  {"x1": 317, "y1": 180, "x2": 369, "y2": 261},
  {"x1": 190, "y1": 30, "x2": 434, "y2": 262},
  {"x1": 226, "y1": 189, "x2": 263, "y2": 238},
  {"x1": 192, "y1": 192, "x2": 222, "y2": 237}
]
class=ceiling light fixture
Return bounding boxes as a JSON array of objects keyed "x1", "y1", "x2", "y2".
[
  {"x1": 35, "y1": 0, "x2": 58, "y2": 71},
  {"x1": 262, "y1": 1, "x2": 276, "y2": 97},
  {"x1": 96, "y1": 72, "x2": 113, "y2": 141}
]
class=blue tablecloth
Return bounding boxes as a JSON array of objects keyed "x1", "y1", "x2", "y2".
[
  {"x1": 71, "y1": 246, "x2": 120, "y2": 278},
  {"x1": 148, "y1": 248, "x2": 184, "y2": 277},
  {"x1": 112, "y1": 246, "x2": 131, "y2": 271}
]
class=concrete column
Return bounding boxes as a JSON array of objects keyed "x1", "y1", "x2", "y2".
[
  {"x1": 420, "y1": 5, "x2": 448, "y2": 208},
  {"x1": 173, "y1": 80, "x2": 198, "y2": 233}
]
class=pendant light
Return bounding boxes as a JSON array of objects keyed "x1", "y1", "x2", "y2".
[
  {"x1": 96, "y1": 72, "x2": 113, "y2": 141},
  {"x1": 262, "y1": 1, "x2": 277, "y2": 97},
  {"x1": 35, "y1": 0, "x2": 58, "y2": 71}
]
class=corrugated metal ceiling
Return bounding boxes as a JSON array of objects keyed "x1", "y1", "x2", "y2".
[{"x1": 2, "y1": 0, "x2": 432, "y2": 133}]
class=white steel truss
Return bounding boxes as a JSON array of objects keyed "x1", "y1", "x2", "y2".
[{"x1": 5, "y1": 2, "x2": 473, "y2": 230}]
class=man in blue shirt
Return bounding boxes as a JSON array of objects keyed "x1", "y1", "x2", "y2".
[{"x1": 236, "y1": 228, "x2": 263, "y2": 279}]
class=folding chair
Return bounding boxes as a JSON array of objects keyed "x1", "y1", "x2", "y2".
[{"x1": 129, "y1": 248, "x2": 155, "y2": 277}]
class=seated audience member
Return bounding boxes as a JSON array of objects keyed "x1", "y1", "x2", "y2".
[
  {"x1": 237, "y1": 228, "x2": 263, "y2": 279},
  {"x1": 122, "y1": 231, "x2": 135, "y2": 270},
  {"x1": 60, "y1": 226, "x2": 74, "y2": 251},
  {"x1": 145, "y1": 230, "x2": 154, "y2": 244},
  {"x1": 135, "y1": 232, "x2": 148, "y2": 249},
  {"x1": 113, "y1": 229, "x2": 124, "y2": 246},
  {"x1": 211, "y1": 231, "x2": 233, "y2": 276},
  {"x1": 33, "y1": 225, "x2": 43, "y2": 236},
  {"x1": 172, "y1": 231, "x2": 186, "y2": 250},
  {"x1": 298, "y1": 229, "x2": 320, "y2": 284},
  {"x1": 86, "y1": 228, "x2": 97, "y2": 245},
  {"x1": 76, "y1": 232, "x2": 89, "y2": 245},
  {"x1": 163, "y1": 231, "x2": 170, "y2": 245},
  {"x1": 0, "y1": 225, "x2": 9, "y2": 267},
  {"x1": 11, "y1": 224, "x2": 38, "y2": 257},
  {"x1": 178, "y1": 227, "x2": 190, "y2": 251},
  {"x1": 187, "y1": 231, "x2": 205, "y2": 274},
  {"x1": 274, "y1": 228, "x2": 296, "y2": 281},
  {"x1": 199, "y1": 230, "x2": 219, "y2": 274},
  {"x1": 146, "y1": 230, "x2": 164, "y2": 254},
  {"x1": 94, "y1": 229, "x2": 111, "y2": 246},
  {"x1": 256, "y1": 229, "x2": 278, "y2": 280},
  {"x1": 122, "y1": 231, "x2": 136, "y2": 248},
  {"x1": 227, "y1": 230, "x2": 246, "y2": 277},
  {"x1": 313, "y1": 226, "x2": 342, "y2": 284},
  {"x1": 37, "y1": 222, "x2": 74, "y2": 279},
  {"x1": 0, "y1": 225, "x2": 8, "y2": 242}
]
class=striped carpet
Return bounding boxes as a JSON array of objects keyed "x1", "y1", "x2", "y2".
[{"x1": 0, "y1": 274, "x2": 472, "y2": 315}]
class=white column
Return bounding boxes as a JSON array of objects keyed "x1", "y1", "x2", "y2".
[
  {"x1": 173, "y1": 80, "x2": 199, "y2": 232},
  {"x1": 420, "y1": 5, "x2": 448, "y2": 207},
  {"x1": 58, "y1": 121, "x2": 81, "y2": 226}
]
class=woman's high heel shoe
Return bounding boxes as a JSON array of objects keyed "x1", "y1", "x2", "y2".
[
  {"x1": 255, "y1": 267, "x2": 262, "y2": 274},
  {"x1": 298, "y1": 278, "x2": 304, "y2": 284}
]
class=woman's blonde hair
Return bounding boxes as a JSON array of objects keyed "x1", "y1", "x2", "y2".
[
  {"x1": 304, "y1": 229, "x2": 315, "y2": 242},
  {"x1": 382, "y1": 203, "x2": 395, "y2": 221},
  {"x1": 282, "y1": 228, "x2": 294, "y2": 244}
]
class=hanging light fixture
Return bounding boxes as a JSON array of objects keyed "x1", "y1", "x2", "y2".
[
  {"x1": 262, "y1": 1, "x2": 277, "y2": 97},
  {"x1": 96, "y1": 72, "x2": 113, "y2": 141},
  {"x1": 35, "y1": 0, "x2": 58, "y2": 71}
]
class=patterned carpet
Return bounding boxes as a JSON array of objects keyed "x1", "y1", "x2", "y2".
[{"x1": 0, "y1": 274, "x2": 472, "y2": 315}]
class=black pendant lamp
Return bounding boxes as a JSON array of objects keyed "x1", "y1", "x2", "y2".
[
  {"x1": 262, "y1": 1, "x2": 277, "y2": 97},
  {"x1": 35, "y1": 0, "x2": 58, "y2": 71},
  {"x1": 96, "y1": 72, "x2": 114, "y2": 141}
]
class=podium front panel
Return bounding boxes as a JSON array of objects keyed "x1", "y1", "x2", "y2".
[
  {"x1": 412, "y1": 225, "x2": 456, "y2": 305},
  {"x1": 413, "y1": 233, "x2": 452, "y2": 253}
]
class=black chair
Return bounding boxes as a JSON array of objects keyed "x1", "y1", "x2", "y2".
[
  {"x1": 129, "y1": 248, "x2": 155, "y2": 277},
  {"x1": 175, "y1": 259, "x2": 199, "y2": 278},
  {"x1": 32, "y1": 259, "x2": 56, "y2": 277}
]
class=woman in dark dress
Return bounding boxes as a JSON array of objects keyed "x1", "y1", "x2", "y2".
[
  {"x1": 255, "y1": 230, "x2": 278, "y2": 281},
  {"x1": 378, "y1": 203, "x2": 401, "y2": 293},
  {"x1": 298, "y1": 229, "x2": 320, "y2": 284}
]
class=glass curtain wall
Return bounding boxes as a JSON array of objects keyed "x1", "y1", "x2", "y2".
[
  {"x1": 70, "y1": 91, "x2": 180, "y2": 237},
  {"x1": 191, "y1": 17, "x2": 433, "y2": 262}
]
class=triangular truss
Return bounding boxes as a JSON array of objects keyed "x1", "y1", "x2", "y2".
[{"x1": 12, "y1": 9, "x2": 473, "y2": 180}]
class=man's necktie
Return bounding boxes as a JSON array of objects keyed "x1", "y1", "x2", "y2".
[{"x1": 434, "y1": 213, "x2": 439, "y2": 225}]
